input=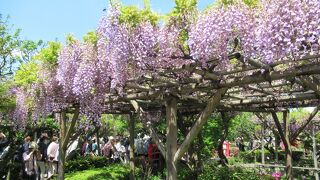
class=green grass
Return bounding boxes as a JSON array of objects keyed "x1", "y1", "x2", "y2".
[{"x1": 65, "y1": 164, "x2": 129, "y2": 180}]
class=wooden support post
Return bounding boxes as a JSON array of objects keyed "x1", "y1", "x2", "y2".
[
  {"x1": 97, "y1": 128, "x2": 101, "y2": 156},
  {"x1": 275, "y1": 135, "x2": 279, "y2": 163},
  {"x1": 290, "y1": 106, "x2": 319, "y2": 143},
  {"x1": 58, "y1": 111, "x2": 66, "y2": 180},
  {"x1": 166, "y1": 96, "x2": 178, "y2": 180},
  {"x1": 271, "y1": 111, "x2": 292, "y2": 180},
  {"x1": 57, "y1": 107, "x2": 79, "y2": 180},
  {"x1": 262, "y1": 125, "x2": 265, "y2": 164},
  {"x1": 131, "y1": 88, "x2": 227, "y2": 180},
  {"x1": 129, "y1": 114, "x2": 135, "y2": 180},
  {"x1": 174, "y1": 88, "x2": 227, "y2": 163},
  {"x1": 313, "y1": 124, "x2": 319, "y2": 180},
  {"x1": 283, "y1": 111, "x2": 293, "y2": 180}
]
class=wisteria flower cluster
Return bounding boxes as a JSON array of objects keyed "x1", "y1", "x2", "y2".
[{"x1": 13, "y1": 0, "x2": 320, "y2": 127}]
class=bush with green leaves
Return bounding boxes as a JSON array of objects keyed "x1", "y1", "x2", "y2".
[
  {"x1": 65, "y1": 164, "x2": 142, "y2": 180},
  {"x1": 198, "y1": 160, "x2": 260, "y2": 180},
  {"x1": 65, "y1": 156, "x2": 110, "y2": 173}
]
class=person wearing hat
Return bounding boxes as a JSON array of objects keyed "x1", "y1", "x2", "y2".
[
  {"x1": 37, "y1": 133, "x2": 49, "y2": 179},
  {"x1": 23, "y1": 141, "x2": 41, "y2": 180}
]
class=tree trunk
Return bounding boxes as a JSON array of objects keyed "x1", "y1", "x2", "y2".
[
  {"x1": 312, "y1": 124, "x2": 319, "y2": 180},
  {"x1": 58, "y1": 111, "x2": 66, "y2": 180},
  {"x1": 129, "y1": 114, "x2": 135, "y2": 180},
  {"x1": 261, "y1": 125, "x2": 265, "y2": 164},
  {"x1": 217, "y1": 112, "x2": 232, "y2": 166},
  {"x1": 275, "y1": 135, "x2": 279, "y2": 163},
  {"x1": 97, "y1": 128, "x2": 101, "y2": 156},
  {"x1": 166, "y1": 96, "x2": 178, "y2": 180},
  {"x1": 217, "y1": 141, "x2": 228, "y2": 165},
  {"x1": 271, "y1": 112, "x2": 292, "y2": 179},
  {"x1": 285, "y1": 145, "x2": 293, "y2": 180},
  {"x1": 57, "y1": 107, "x2": 80, "y2": 180},
  {"x1": 283, "y1": 111, "x2": 293, "y2": 180},
  {"x1": 58, "y1": 148, "x2": 66, "y2": 180},
  {"x1": 174, "y1": 88, "x2": 227, "y2": 163}
]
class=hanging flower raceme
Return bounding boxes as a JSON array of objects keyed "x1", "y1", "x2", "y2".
[
  {"x1": 56, "y1": 41, "x2": 83, "y2": 98},
  {"x1": 12, "y1": 87, "x2": 29, "y2": 130},
  {"x1": 72, "y1": 43, "x2": 98, "y2": 97},
  {"x1": 255, "y1": 0, "x2": 320, "y2": 63},
  {"x1": 97, "y1": 6, "x2": 129, "y2": 91},
  {"x1": 131, "y1": 22, "x2": 159, "y2": 72},
  {"x1": 189, "y1": 2, "x2": 255, "y2": 69},
  {"x1": 189, "y1": 0, "x2": 320, "y2": 68}
]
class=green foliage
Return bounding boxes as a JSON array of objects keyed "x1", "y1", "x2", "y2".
[
  {"x1": 14, "y1": 60, "x2": 39, "y2": 87},
  {"x1": 165, "y1": 0, "x2": 198, "y2": 54},
  {"x1": 15, "y1": 41, "x2": 60, "y2": 95},
  {"x1": 201, "y1": 114, "x2": 222, "y2": 156},
  {"x1": 316, "y1": 131, "x2": 320, "y2": 142},
  {"x1": 236, "y1": 150, "x2": 272, "y2": 163},
  {"x1": 198, "y1": 160, "x2": 260, "y2": 180},
  {"x1": 289, "y1": 108, "x2": 310, "y2": 123},
  {"x1": 19, "y1": 39, "x2": 44, "y2": 62},
  {"x1": 65, "y1": 164, "x2": 130, "y2": 180},
  {"x1": 0, "y1": 14, "x2": 21, "y2": 78},
  {"x1": 200, "y1": 112, "x2": 255, "y2": 157},
  {"x1": 65, "y1": 158, "x2": 143, "y2": 180},
  {"x1": 101, "y1": 114, "x2": 129, "y2": 136},
  {"x1": 37, "y1": 117, "x2": 59, "y2": 131},
  {"x1": 83, "y1": 31, "x2": 98, "y2": 46},
  {"x1": 278, "y1": 150, "x2": 304, "y2": 161},
  {"x1": 34, "y1": 41, "x2": 61, "y2": 66},
  {"x1": 65, "y1": 156, "x2": 110, "y2": 173},
  {"x1": 0, "y1": 14, "x2": 43, "y2": 79},
  {"x1": 228, "y1": 112, "x2": 255, "y2": 140},
  {"x1": 171, "y1": 0, "x2": 197, "y2": 16},
  {"x1": 0, "y1": 80, "x2": 15, "y2": 112},
  {"x1": 118, "y1": 1, "x2": 160, "y2": 27},
  {"x1": 177, "y1": 162, "x2": 198, "y2": 179}
]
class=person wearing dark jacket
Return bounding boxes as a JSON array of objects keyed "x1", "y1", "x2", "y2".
[{"x1": 37, "y1": 133, "x2": 50, "y2": 179}]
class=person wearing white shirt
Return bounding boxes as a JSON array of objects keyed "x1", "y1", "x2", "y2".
[
  {"x1": 114, "y1": 138, "x2": 126, "y2": 163},
  {"x1": 46, "y1": 136, "x2": 59, "y2": 179}
]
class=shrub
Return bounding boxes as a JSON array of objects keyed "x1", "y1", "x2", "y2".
[
  {"x1": 198, "y1": 160, "x2": 261, "y2": 180},
  {"x1": 278, "y1": 150, "x2": 304, "y2": 161},
  {"x1": 65, "y1": 156, "x2": 110, "y2": 173}
]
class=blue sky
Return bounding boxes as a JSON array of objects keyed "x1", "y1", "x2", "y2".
[{"x1": 0, "y1": 0, "x2": 214, "y2": 42}]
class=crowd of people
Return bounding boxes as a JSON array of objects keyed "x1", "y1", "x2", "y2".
[
  {"x1": 0, "y1": 132, "x2": 61, "y2": 180},
  {"x1": 20, "y1": 133, "x2": 60, "y2": 180},
  {"x1": 81, "y1": 133, "x2": 162, "y2": 166},
  {"x1": 0, "y1": 131, "x2": 163, "y2": 180}
]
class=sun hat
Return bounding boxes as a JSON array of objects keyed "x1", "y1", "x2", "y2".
[
  {"x1": 109, "y1": 136, "x2": 115, "y2": 140},
  {"x1": 29, "y1": 141, "x2": 38, "y2": 149}
]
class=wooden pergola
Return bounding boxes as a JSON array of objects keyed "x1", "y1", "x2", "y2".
[
  {"x1": 96, "y1": 53, "x2": 320, "y2": 179},
  {"x1": 55, "y1": 53, "x2": 320, "y2": 180}
]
